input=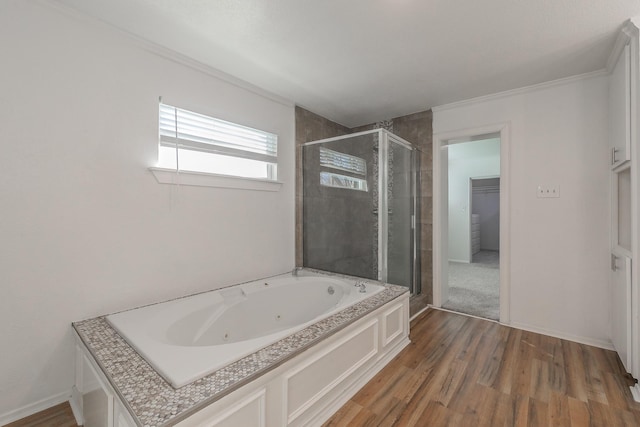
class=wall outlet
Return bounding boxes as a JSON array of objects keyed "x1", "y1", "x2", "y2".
[{"x1": 537, "y1": 185, "x2": 560, "y2": 198}]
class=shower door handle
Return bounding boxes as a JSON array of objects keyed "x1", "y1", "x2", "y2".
[{"x1": 372, "y1": 209, "x2": 393, "y2": 215}]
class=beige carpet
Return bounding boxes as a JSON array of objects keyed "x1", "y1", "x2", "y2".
[{"x1": 442, "y1": 250, "x2": 499, "y2": 320}]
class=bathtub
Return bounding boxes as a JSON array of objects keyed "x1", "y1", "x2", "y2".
[{"x1": 107, "y1": 273, "x2": 384, "y2": 388}]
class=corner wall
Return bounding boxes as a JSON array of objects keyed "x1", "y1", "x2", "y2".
[
  {"x1": 0, "y1": 1, "x2": 295, "y2": 421},
  {"x1": 433, "y1": 74, "x2": 611, "y2": 347}
]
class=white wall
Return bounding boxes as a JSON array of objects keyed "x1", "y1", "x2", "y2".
[
  {"x1": 0, "y1": 1, "x2": 295, "y2": 420},
  {"x1": 434, "y1": 73, "x2": 611, "y2": 347},
  {"x1": 448, "y1": 139, "x2": 500, "y2": 262}
]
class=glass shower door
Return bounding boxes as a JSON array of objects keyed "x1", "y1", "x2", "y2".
[
  {"x1": 302, "y1": 129, "x2": 417, "y2": 293},
  {"x1": 303, "y1": 133, "x2": 379, "y2": 280},
  {"x1": 384, "y1": 134, "x2": 415, "y2": 291}
]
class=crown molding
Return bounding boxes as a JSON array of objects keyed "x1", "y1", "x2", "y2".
[
  {"x1": 432, "y1": 69, "x2": 608, "y2": 113},
  {"x1": 36, "y1": 0, "x2": 294, "y2": 108},
  {"x1": 606, "y1": 19, "x2": 639, "y2": 72}
]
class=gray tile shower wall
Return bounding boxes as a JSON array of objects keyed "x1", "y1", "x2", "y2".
[
  {"x1": 295, "y1": 107, "x2": 350, "y2": 267},
  {"x1": 295, "y1": 107, "x2": 433, "y2": 303},
  {"x1": 302, "y1": 134, "x2": 378, "y2": 279},
  {"x1": 392, "y1": 110, "x2": 433, "y2": 303}
]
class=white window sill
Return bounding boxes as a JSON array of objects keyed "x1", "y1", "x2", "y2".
[{"x1": 149, "y1": 167, "x2": 283, "y2": 192}]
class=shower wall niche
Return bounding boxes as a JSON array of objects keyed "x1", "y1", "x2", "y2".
[{"x1": 302, "y1": 129, "x2": 418, "y2": 292}]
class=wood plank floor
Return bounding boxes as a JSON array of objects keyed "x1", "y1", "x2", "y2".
[
  {"x1": 10, "y1": 309, "x2": 639, "y2": 426},
  {"x1": 323, "y1": 309, "x2": 640, "y2": 427},
  {"x1": 4, "y1": 402, "x2": 77, "y2": 427}
]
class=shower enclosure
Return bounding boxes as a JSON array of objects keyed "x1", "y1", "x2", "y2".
[{"x1": 302, "y1": 129, "x2": 419, "y2": 293}]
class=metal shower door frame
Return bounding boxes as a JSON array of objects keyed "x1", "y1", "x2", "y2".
[
  {"x1": 301, "y1": 128, "x2": 418, "y2": 292},
  {"x1": 378, "y1": 130, "x2": 417, "y2": 294}
]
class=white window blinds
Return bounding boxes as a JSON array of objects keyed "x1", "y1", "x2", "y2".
[
  {"x1": 319, "y1": 147, "x2": 366, "y2": 175},
  {"x1": 158, "y1": 103, "x2": 278, "y2": 180}
]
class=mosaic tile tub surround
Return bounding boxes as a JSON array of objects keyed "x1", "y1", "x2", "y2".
[{"x1": 73, "y1": 270, "x2": 409, "y2": 427}]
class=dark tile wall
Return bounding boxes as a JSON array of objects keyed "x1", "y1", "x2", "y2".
[
  {"x1": 303, "y1": 134, "x2": 378, "y2": 279},
  {"x1": 295, "y1": 107, "x2": 350, "y2": 267},
  {"x1": 295, "y1": 107, "x2": 433, "y2": 302},
  {"x1": 392, "y1": 110, "x2": 433, "y2": 303}
]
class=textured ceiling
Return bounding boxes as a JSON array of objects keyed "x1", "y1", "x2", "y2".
[{"x1": 54, "y1": 0, "x2": 640, "y2": 127}]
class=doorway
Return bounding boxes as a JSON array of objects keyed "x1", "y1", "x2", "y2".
[
  {"x1": 442, "y1": 140, "x2": 500, "y2": 319},
  {"x1": 433, "y1": 124, "x2": 510, "y2": 323}
]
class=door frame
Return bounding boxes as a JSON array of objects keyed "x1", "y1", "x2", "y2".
[
  {"x1": 607, "y1": 19, "x2": 640, "y2": 398},
  {"x1": 433, "y1": 122, "x2": 511, "y2": 324},
  {"x1": 629, "y1": 18, "x2": 640, "y2": 386}
]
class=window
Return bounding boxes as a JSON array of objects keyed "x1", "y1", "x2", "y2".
[
  {"x1": 319, "y1": 147, "x2": 366, "y2": 175},
  {"x1": 320, "y1": 171, "x2": 368, "y2": 191},
  {"x1": 319, "y1": 147, "x2": 367, "y2": 191},
  {"x1": 157, "y1": 103, "x2": 278, "y2": 181}
]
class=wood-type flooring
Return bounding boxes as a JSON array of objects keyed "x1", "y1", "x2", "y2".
[
  {"x1": 323, "y1": 308, "x2": 640, "y2": 427},
  {"x1": 5, "y1": 402, "x2": 77, "y2": 427},
  {"x1": 9, "y1": 309, "x2": 640, "y2": 426}
]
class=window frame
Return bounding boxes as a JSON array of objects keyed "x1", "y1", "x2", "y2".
[{"x1": 151, "y1": 102, "x2": 282, "y2": 191}]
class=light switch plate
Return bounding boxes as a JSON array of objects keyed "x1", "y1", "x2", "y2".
[{"x1": 537, "y1": 185, "x2": 560, "y2": 198}]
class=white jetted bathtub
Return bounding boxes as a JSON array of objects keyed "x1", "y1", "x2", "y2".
[{"x1": 107, "y1": 273, "x2": 384, "y2": 388}]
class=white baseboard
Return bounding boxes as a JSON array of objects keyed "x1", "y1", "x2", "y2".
[
  {"x1": 509, "y1": 321, "x2": 614, "y2": 351},
  {"x1": 448, "y1": 259, "x2": 470, "y2": 264},
  {"x1": 631, "y1": 384, "x2": 640, "y2": 402},
  {"x1": 429, "y1": 307, "x2": 613, "y2": 350},
  {"x1": 432, "y1": 306, "x2": 500, "y2": 323},
  {"x1": 0, "y1": 390, "x2": 72, "y2": 426},
  {"x1": 410, "y1": 305, "x2": 430, "y2": 321}
]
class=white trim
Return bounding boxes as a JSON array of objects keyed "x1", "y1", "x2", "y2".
[
  {"x1": 431, "y1": 306, "x2": 500, "y2": 324},
  {"x1": 498, "y1": 125, "x2": 511, "y2": 325},
  {"x1": 630, "y1": 384, "x2": 640, "y2": 402},
  {"x1": 381, "y1": 303, "x2": 404, "y2": 346},
  {"x1": 627, "y1": 17, "x2": 640, "y2": 383},
  {"x1": 295, "y1": 335, "x2": 410, "y2": 427},
  {"x1": 69, "y1": 386, "x2": 83, "y2": 427},
  {"x1": 510, "y1": 321, "x2": 614, "y2": 351},
  {"x1": 433, "y1": 133, "x2": 449, "y2": 306},
  {"x1": 432, "y1": 70, "x2": 607, "y2": 113},
  {"x1": 200, "y1": 388, "x2": 266, "y2": 427},
  {"x1": 448, "y1": 258, "x2": 471, "y2": 264},
  {"x1": 606, "y1": 21, "x2": 634, "y2": 72},
  {"x1": 72, "y1": 345, "x2": 84, "y2": 426},
  {"x1": 284, "y1": 319, "x2": 378, "y2": 424},
  {"x1": 38, "y1": 0, "x2": 293, "y2": 108},
  {"x1": 433, "y1": 122, "x2": 511, "y2": 324},
  {"x1": 0, "y1": 391, "x2": 72, "y2": 426},
  {"x1": 429, "y1": 306, "x2": 614, "y2": 350},
  {"x1": 149, "y1": 167, "x2": 283, "y2": 191},
  {"x1": 409, "y1": 305, "x2": 430, "y2": 322}
]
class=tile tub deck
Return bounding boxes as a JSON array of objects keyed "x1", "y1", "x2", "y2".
[{"x1": 73, "y1": 271, "x2": 409, "y2": 427}]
